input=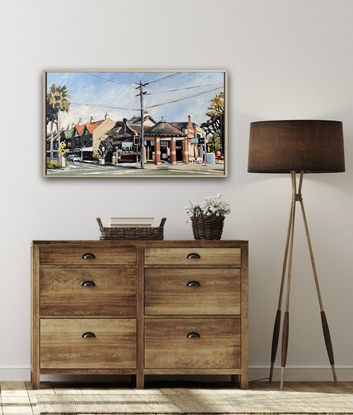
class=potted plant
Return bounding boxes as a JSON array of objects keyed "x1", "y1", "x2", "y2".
[{"x1": 185, "y1": 194, "x2": 231, "y2": 240}]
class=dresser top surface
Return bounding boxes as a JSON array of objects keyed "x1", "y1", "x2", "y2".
[{"x1": 32, "y1": 240, "x2": 248, "y2": 247}]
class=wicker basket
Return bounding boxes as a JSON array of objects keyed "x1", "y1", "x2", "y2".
[
  {"x1": 97, "y1": 217, "x2": 166, "y2": 240},
  {"x1": 191, "y1": 206, "x2": 224, "y2": 240}
]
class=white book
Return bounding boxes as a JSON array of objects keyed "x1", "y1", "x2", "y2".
[{"x1": 109, "y1": 217, "x2": 154, "y2": 227}]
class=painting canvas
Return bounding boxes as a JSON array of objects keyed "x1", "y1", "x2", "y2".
[{"x1": 44, "y1": 70, "x2": 228, "y2": 178}]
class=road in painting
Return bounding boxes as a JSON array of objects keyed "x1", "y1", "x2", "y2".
[{"x1": 45, "y1": 70, "x2": 227, "y2": 178}]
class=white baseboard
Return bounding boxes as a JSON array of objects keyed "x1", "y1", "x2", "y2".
[
  {"x1": 0, "y1": 368, "x2": 30, "y2": 381},
  {"x1": 0, "y1": 367, "x2": 352, "y2": 382},
  {"x1": 250, "y1": 366, "x2": 353, "y2": 382}
]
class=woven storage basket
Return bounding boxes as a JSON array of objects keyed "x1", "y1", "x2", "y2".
[
  {"x1": 97, "y1": 217, "x2": 166, "y2": 240},
  {"x1": 191, "y1": 206, "x2": 224, "y2": 240}
]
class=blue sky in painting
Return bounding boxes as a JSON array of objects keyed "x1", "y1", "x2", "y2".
[{"x1": 46, "y1": 71, "x2": 225, "y2": 128}]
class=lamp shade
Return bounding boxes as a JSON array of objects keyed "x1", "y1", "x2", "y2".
[{"x1": 248, "y1": 120, "x2": 345, "y2": 173}]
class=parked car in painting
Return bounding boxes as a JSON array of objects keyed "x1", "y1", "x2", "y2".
[{"x1": 67, "y1": 155, "x2": 81, "y2": 161}]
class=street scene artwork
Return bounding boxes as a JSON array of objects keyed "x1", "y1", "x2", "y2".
[{"x1": 44, "y1": 70, "x2": 228, "y2": 178}]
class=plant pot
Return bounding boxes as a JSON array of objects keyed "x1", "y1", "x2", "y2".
[{"x1": 191, "y1": 207, "x2": 225, "y2": 240}]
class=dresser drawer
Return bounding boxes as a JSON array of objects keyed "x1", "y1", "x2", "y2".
[
  {"x1": 144, "y1": 247, "x2": 241, "y2": 266},
  {"x1": 145, "y1": 269, "x2": 240, "y2": 315},
  {"x1": 40, "y1": 268, "x2": 136, "y2": 316},
  {"x1": 145, "y1": 318, "x2": 241, "y2": 369},
  {"x1": 39, "y1": 245, "x2": 137, "y2": 265},
  {"x1": 40, "y1": 319, "x2": 136, "y2": 369}
]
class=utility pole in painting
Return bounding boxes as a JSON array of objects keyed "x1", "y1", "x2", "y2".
[{"x1": 135, "y1": 81, "x2": 148, "y2": 169}]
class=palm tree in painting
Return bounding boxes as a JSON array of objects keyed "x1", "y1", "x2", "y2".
[{"x1": 46, "y1": 84, "x2": 71, "y2": 160}]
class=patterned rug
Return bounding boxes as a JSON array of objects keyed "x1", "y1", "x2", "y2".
[{"x1": 35, "y1": 390, "x2": 353, "y2": 414}]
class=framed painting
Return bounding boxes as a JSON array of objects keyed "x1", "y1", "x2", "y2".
[{"x1": 44, "y1": 70, "x2": 228, "y2": 178}]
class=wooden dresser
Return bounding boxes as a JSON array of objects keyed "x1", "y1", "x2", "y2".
[{"x1": 31, "y1": 240, "x2": 248, "y2": 389}]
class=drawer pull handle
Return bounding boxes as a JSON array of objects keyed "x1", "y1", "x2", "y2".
[
  {"x1": 82, "y1": 332, "x2": 96, "y2": 338},
  {"x1": 187, "y1": 253, "x2": 201, "y2": 259},
  {"x1": 82, "y1": 253, "x2": 96, "y2": 259},
  {"x1": 82, "y1": 280, "x2": 96, "y2": 287},
  {"x1": 187, "y1": 280, "x2": 201, "y2": 287},
  {"x1": 187, "y1": 332, "x2": 201, "y2": 338}
]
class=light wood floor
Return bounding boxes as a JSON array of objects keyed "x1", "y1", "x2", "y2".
[{"x1": 1, "y1": 380, "x2": 352, "y2": 415}]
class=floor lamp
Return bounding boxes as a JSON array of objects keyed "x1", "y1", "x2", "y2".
[{"x1": 248, "y1": 120, "x2": 345, "y2": 389}]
